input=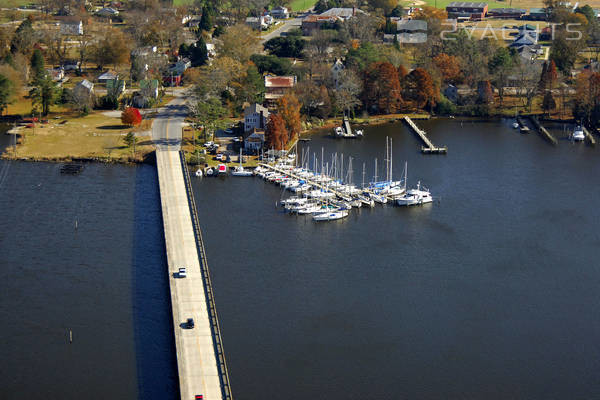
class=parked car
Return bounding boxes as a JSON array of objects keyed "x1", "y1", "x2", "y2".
[
  {"x1": 215, "y1": 154, "x2": 223, "y2": 161},
  {"x1": 186, "y1": 318, "x2": 194, "y2": 329},
  {"x1": 178, "y1": 267, "x2": 187, "y2": 278},
  {"x1": 204, "y1": 141, "x2": 214, "y2": 147}
]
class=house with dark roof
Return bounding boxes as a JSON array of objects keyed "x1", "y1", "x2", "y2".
[
  {"x1": 487, "y1": 8, "x2": 526, "y2": 19},
  {"x1": 510, "y1": 31, "x2": 539, "y2": 48},
  {"x1": 526, "y1": 8, "x2": 548, "y2": 20},
  {"x1": 446, "y1": 2, "x2": 488, "y2": 20},
  {"x1": 244, "y1": 103, "x2": 269, "y2": 133}
]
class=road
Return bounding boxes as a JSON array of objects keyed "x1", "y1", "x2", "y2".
[
  {"x1": 153, "y1": 93, "x2": 224, "y2": 400},
  {"x1": 260, "y1": 16, "x2": 304, "y2": 43}
]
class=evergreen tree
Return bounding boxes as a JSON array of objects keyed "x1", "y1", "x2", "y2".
[
  {"x1": 30, "y1": 49, "x2": 45, "y2": 84},
  {"x1": 199, "y1": 5, "x2": 213, "y2": 32}
]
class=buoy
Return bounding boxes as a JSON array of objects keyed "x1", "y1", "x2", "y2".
[
  {"x1": 75, "y1": 220, "x2": 78, "y2": 229},
  {"x1": 69, "y1": 329, "x2": 72, "y2": 343}
]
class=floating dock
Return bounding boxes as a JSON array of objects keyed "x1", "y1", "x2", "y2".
[
  {"x1": 403, "y1": 116, "x2": 447, "y2": 154},
  {"x1": 582, "y1": 126, "x2": 596, "y2": 146},
  {"x1": 529, "y1": 116, "x2": 557, "y2": 145}
]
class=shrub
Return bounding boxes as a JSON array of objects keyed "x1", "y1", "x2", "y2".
[{"x1": 121, "y1": 107, "x2": 142, "y2": 126}]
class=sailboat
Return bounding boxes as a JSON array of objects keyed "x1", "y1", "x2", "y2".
[
  {"x1": 396, "y1": 162, "x2": 433, "y2": 206},
  {"x1": 232, "y1": 149, "x2": 252, "y2": 176}
]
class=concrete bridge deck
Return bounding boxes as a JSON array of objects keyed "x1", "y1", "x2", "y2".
[{"x1": 153, "y1": 90, "x2": 231, "y2": 400}]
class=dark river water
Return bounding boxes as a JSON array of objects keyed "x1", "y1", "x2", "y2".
[{"x1": 2, "y1": 119, "x2": 600, "y2": 399}]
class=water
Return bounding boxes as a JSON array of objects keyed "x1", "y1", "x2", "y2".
[
  {"x1": 0, "y1": 152, "x2": 177, "y2": 399},
  {"x1": 1, "y1": 119, "x2": 600, "y2": 399},
  {"x1": 194, "y1": 119, "x2": 600, "y2": 400}
]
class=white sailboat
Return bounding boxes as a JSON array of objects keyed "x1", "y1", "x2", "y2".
[{"x1": 232, "y1": 149, "x2": 252, "y2": 176}]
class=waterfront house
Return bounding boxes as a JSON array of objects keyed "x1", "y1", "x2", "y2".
[
  {"x1": 446, "y1": 2, "x2": 488, "y2": 20},
  {"x1": 264, "y1": 75, "x2": 297, "y2": 107},
  {"x1": 244, "y1": 103, "x2": 269, "y2": 133},
  {"x1": 60, "y1": 20, "x2": 83, "y2": 35},
  {"x1": 244, "y1": 129, "x2": 265, "y2": 152}
]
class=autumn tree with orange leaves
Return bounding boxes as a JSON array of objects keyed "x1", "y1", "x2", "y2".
[
  {"x1": 572, "y1": 71, "x2": 600, "y2": 129},
  {"x1": 277, "y1": 93, "x2": 302, "y2": 141},
  {"x1": 433, "y1": 53, "x2": 461, "y2": 84},
  {"x1": 265, "y1": 113, "x2": 287, "y2": 150},
  {"x1": 362, "y1": 62, "x2": 402, "y2": 114},
  {"x1": 405, "y1": 68, "x2": 438, "y2": 111}
]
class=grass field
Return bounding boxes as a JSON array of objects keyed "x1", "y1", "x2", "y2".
[
  {"x1": 3, "y1": 112, "x2": 155, "y2": 163},
  {"x1": 404, "y1": 0, "x2": 600, "y2": 9},
  {"x1": 289, "y1": 0, "x2": 318, "y2": 12}
]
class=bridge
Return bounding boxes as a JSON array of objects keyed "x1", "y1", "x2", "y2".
[{"x1": 153, "y1": 93, "x2": 232, "y2": 400}]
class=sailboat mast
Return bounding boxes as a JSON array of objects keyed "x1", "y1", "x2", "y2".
[
  {"x1": 374, "y1": 158, "x2": 378, "y2": 183},
  {"x1": 362, "y1": 162, "x2": 366, "y2": 189},
  {"x1": 340, "y1": 154, "x2": 344, "y2": 184},
  {"x1": 390, "y1": 137, "x2": 393, "y2": 185}
]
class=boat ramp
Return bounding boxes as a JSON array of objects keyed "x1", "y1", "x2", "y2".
[{"x1": 403, "y1": 117, "x2": 447, "y2": 153}]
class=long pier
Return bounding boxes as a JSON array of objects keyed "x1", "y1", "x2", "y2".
[
  {"x1": 403, "y1": 116, "x2": 447, "y2": 153},
  {"x1": 156, "y1": 148, "x2": 232, "y2": 400},
  {"x1": 529, "y1": 116, "x2": 557, "y2": 145}
]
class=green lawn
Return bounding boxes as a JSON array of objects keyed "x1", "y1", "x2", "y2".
[
  {"x1": 289, "y1": 0, "x2": 318, "y2": 12},
  {"x1": 172, "y1": 0, "x2": 195, "y2": 5},
  {"x1": 403, "y1": 0, "x2": 558, "y2": 10}
]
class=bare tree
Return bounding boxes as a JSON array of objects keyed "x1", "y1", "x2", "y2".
[{"x1": 333, "y1": 69, "x2": 362, "y2": 117}]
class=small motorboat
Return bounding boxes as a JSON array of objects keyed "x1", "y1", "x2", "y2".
[
  {"x1": 512, "y1": 122, "x2": 520, "y2": 129},
  {"x1": 572, "y1": 125, "x2": 585, "y2": 141},
  {"x1": 334, "y1": 126, "x2": 344, "y2": 137},
  {"x1": 355, "y1": 129, "x2": 364, "y2": 137},
  {"x1": 231, "y1": 165, "x2": 252, "y2": 176},
  {"x1": 204, "y1": 167, "x2": 214, "y2": 176},
  {"x1": 217, "y1": 163, "x2": 227, "y2": 174},
  {"x1": 396, "y1": 181, "x2": 433, "y2": 206},
  {"x1": 195, "y1": 169, "x2": 203, "y2": 177},
  {"x1": 520, "y1": 126, "x2": 530, "y2": 134}
]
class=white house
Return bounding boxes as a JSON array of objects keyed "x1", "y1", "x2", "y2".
[
  {"x1": 60, "y1": 20, "x2": 83, "y2": 35},
  {"x1": 271, "y1": 6, "x2": 289, "y2": 19},
  {"x1": 246, "y1": 16, "x2": 268, "y2": 30},
  {"x1": 244, "y1": 103, "x2": 269, "y2": 132},
  {"x1": 331, "y1": 59, "x2": 344, "y2": 89}
]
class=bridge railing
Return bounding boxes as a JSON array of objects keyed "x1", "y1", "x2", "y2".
[{"x1": 179, "y1": 152, "x2": 233, "y2": 400}]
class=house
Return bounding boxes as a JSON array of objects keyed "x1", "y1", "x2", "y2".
[
  {"x1": 47, "y1": 67, "x2": 64, "y2": 81},
  {"x1": 131, "y1": 46, "x2": 158, "y2": 58},
  {"x1": 487, "y1": 8, "x2": 526, "y2": 19},
  {"x1": 270, "y1": 6, "x2": 289, "y2": 19},
  {"x1": 169, "y1": 58, "x2": 191, "y2": 76},
  {"x1": 140, "y1": 79, "x2": 159, "y2": 99},
  {"x1": 301, "y1": 15, "x2": 339, "y2": 35},
  {"x1": 97, "y1": 71, "x2": 118, "y2": 83},
  {"x1": 244, "y1": 103, "x2": 270, "y2": 132},
  {"x1": 516, "y1": 44, "x2": 543, "y2": 61},
  {"x1": 527, "y1": 8, "x2": 548, "y2": 21},
  {"x1": 96, "y1": 7, "x2": 119, "y2": 17},
  {"x1": 60, "y1": 20, "x2": 83, "y2": 35},
  {"x1": 510, "y1": 31, "x2": 538, "y2": 48},
  {"x1": 244, "y1": 129, "x2": 265, "y2": 152},
  {"x1": 246, "y1": 16, "x2": 268, "y2": 30},
  {"x1": 384, "y1": 33, "x2": 427, "y2": 44},
  {"x1": 331, "y1": 59, "x2": 344, "y2": 89},
  {"x1": 106, "y1": 78, "x2": 125, "y2": 99},
  {"x1": 73, "y1": 79, "x2": 94, "y2": 102},
  {"x1": 445, "y1": 2, "x2": 488, "y2": 20},
  {"x1": 319, "y1": 7, "x2": 366, "y2": 19},
  {"x1": 264, "y1": 75, "x2": 297, "y2": 107},
  {"x1": 443, "y1": 84, "x2": 459, "y2": 103}
]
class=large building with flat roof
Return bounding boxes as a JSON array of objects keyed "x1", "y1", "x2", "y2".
[{"x1": 446, "y1": 2, "x2": 488, "y2": 20}]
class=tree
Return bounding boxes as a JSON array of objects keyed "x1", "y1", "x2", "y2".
[
  {"x1": 123, "y1": 131, "x2": 138, "y2": 153},
  {"x1": 29, "y1": 75, "x2": 58, "y2": 116},
  {"x1": 235, "y1": 63, "x2": 265, "y2": 107},
  {"x1": 10, "y1": 17, "x2": 35, "y2": 55},
  {"x1": 572, "y1": 71, "x2": 600, "y2": 128},
  {"x1": 550, "y1": 32, "x2": 581, "y2": 73},
  {"x1": 199, "y1": 5, "x2": 214, "y2": 32},
  {"x1": 362, "y1": 61, "x2": 403, "y2": 114},
  {"x1": 121, "y1": 107, "x2": 143, "y2": 126},
  {"x1": 30, "y1": 49, "x2": 45, "y2": 84},
  {"x1": 277, "y1": 93, "x2": 302, "y2": 141},
  {"x1": 91, "y1": 28, "x2": 131, "y2": 70},
  {"x1": 433, "y1": 53, "x2": 461, "y2": 83},
  {"x1": 217, "y1": 24, "x2": 260, "y2": 63},
  {"x1": 265, "y1": 113, "x2": 287, "y2": 150},
  {"x1": 0, "y1": 74, "x2": 14, "y2": 115},
  {"x1": 264, "y1": 36, "x2": 306, "y2": 58},
  {"x1": 540, "y1": 59, "x2": 558, "y2": 90},
  {"x1": 542, "y1": 92, "x2": 557, "y2": 116},
  {"x1": 477, "y1": 80, "x2": 494, "y2": 104},
  {"x1": 488, "y1": 47, "x2": 516, "y2": 106},
  {"x1": 190, "y1": 97, "x2": 226, "y2": 140},
  {"x1": 249, "y1": 54, "x2": 292, "y2": 75},
  {"x1": 346, "y1": 42, "x2": 381, "y2": 71},
  {"x1": 334, "y1": 69, "x2": 362, "y2": 117},
  {"x1": 575, "y1": 4, "x2": 597, "y2": 24},
  {"x1": 180, "y1": 39, "x2": 208, "y2": 67},
  {"x1": 405, "y1": 68, "x2": 438, "y2": 110}
]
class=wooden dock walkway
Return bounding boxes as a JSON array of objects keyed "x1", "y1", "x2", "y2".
[
  {"x1": 529, "y1": 116, "x2": 558, "y2": 145},
  {"x1": 403, "y1": 116, "x2": 447, "y2": 154},
  {"x1": 260, "y1": 163, "x2": 353, "y2": 201},
  {"x1": 582, "y1": 126, "x2": 596, "y2": 146}
]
